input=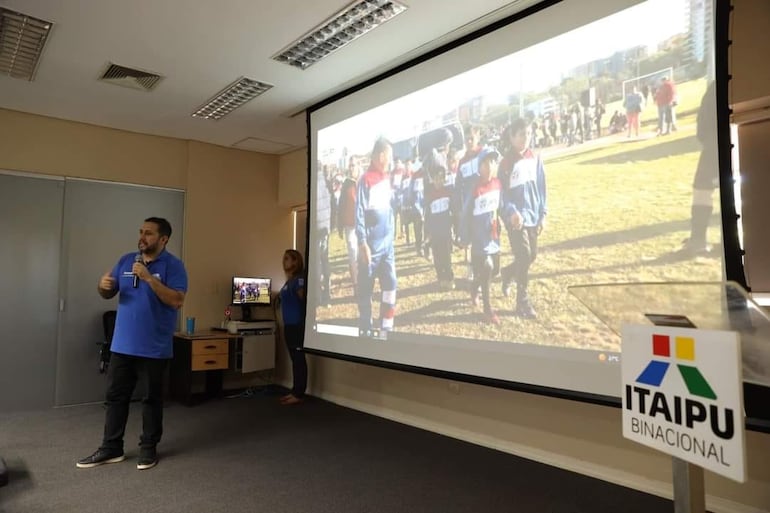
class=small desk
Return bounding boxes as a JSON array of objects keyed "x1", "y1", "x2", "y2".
[
  {"x1": 170, "y1": 326, "x2": 276, "y2": 406},
  {"x1": 170, "y1": 331, "x2": 236, "y2": 406}
]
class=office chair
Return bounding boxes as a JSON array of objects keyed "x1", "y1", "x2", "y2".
[{"x1": 98, "y1": 310, "x2": 117, "y2": 373}]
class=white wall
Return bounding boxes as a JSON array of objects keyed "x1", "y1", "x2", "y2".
[{"x1": 278, "y1": 148, "x2": 308, "y2": 207}]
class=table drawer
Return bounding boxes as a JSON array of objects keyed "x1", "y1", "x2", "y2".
[
  {"x1": 191, "y1": 353, "x2": 228, "y2": 371},
  {"x1": 191, "y1": 339, "x2": 228, "y2": 356}
]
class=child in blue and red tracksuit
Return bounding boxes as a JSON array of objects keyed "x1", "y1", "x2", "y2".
[
  {"x1": 356, "y1": 138, "x2": 397, "y2": 333},
  {"x1": 423, "y1": 149, "x2": 456, "y2": 290},
  {"x1": 500, "y1": 118, "x2": 547, "y2": 319},
  {"x1": 459, "y1": 147, "x2": 502, "y2": 324}
]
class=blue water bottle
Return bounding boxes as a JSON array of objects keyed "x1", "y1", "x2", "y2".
[{"x1": 185, "y1": 316, "x2": 195, "y2": 334}]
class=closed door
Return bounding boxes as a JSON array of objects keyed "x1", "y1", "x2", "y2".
[
  {"x1": 0, "y1": 173, "x2": 64, "y2": 411},
  {"x1": 55, "y1": 179, "x2": 184, "y2": 406}
]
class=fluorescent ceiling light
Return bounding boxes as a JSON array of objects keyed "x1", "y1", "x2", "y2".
[
  {"x1": 0, "y1": 7, "x2": 53, "y2": 81},
  {"x1": 192, "y1": 77, "x2": 273, "y2": 121},
  {"x1": 272, "y1": 0, "x2": 408, "y2": 70}
]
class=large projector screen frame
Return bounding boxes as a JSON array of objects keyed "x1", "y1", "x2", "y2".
[{"x1": 303, "y1": 0, "x2": 765, "y2": 432}]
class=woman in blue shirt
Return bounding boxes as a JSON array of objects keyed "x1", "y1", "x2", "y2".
[{"x1": 279, "y1": 249, "x2": 307, "y2": 405}]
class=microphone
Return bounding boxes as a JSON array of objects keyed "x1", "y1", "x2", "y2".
[{"x1": 133, "y1": 253, "x2": 143, "y2": 288}]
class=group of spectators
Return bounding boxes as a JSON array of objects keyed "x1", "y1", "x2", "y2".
[
  {"x1": 526, "y1": 101, "x2": 607, "y2": 148},
  {"x1": 623, "y1": 76, "x2": 679, "y2": 138}
]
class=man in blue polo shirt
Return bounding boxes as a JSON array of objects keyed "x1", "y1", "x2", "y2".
[{"x1": 77, "y1": 217, "x2": 187, "y2": 471}]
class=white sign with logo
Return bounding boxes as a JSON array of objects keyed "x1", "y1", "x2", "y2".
[{"x1": 621, "y1": 324, "x2": 746, "y2": 482}]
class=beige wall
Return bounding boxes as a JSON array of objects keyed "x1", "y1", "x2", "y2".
[
  {"x1": 738, "y1": 119, "x2": 770, "y2": 293},
  {"x1": 0, "y1": 108, "x2": 188, "y2": 188},
  {"x1": 278, "y1": 147, "x2": 308, "y2": 207},
  {"x1": 183, "y1": 141, "x2": 286, "y2": 327},
  {"x1": 732, "y1": 0, "x2": 770, "y2": 297},
  {"x1": 731, "y1": 0, "x2": 770, "y2": 108},
  {"x1": 0, "y1": 107, "x2": 294, "y2": 387}
]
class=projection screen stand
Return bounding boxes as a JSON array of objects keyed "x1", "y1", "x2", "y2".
[{"x1": 569, "y1": 281, "x2": 770, "y2": 513}]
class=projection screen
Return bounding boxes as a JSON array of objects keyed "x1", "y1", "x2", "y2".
[{"x1": 305, "y1": 0, "x2": 737, "y2": 404}]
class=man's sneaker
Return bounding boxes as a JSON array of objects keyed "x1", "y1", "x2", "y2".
[
  {"x1": 76, "y1": 448, "x2": 125, "y2": 468},
  {"x1": 137, "y1": 447, "x2": 158, "y2": 470}
]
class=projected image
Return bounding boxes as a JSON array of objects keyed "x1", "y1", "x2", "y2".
[
  {"x1": 232, "y1": 277, "x2": 271, "y2": 305},
  {"x1": 312, "y1": 0, "x2": 721, "y2": 355}
]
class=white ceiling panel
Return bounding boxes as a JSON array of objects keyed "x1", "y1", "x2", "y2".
[{"x1": 0, "y1": 0, "x2": 538, "y2": 154}]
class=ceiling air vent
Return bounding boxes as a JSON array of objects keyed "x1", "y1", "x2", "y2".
[
  {"x1": 98, "y1": 62, "x2": 163, "y2": 92},
  {"x1": 0, "y1": 7, "x2": 54, "y2": 81}
]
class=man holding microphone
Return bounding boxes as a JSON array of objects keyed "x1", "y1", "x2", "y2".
[{"x1": 77, "y1": 217, "x2": 187, "y2": 470}]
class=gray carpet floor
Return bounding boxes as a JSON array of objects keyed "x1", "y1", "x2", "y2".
[{"x1": 0, "y1": 390, "x2": 674, "y2": 513}]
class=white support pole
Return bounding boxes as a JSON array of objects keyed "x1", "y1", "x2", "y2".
[{"x1": 672, "y1": 457, "x2": 706, "y2": 513}]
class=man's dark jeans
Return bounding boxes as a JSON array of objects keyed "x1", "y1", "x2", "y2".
[{"x1": 101, "y1": 352, "x2": 168, "y2": 451}]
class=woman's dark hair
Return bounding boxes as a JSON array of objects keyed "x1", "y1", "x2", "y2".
[{"x1": 284, "y1": 249, "x2": 304, "y2": 276}]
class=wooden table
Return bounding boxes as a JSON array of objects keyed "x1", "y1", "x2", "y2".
[{"x1": 170, "y1": 330, "x2": 236, "y2": 406}]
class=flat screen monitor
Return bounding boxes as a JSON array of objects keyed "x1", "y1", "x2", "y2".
[{"x1": 231, "y1": 276, "x2": 271, "y2": 305}]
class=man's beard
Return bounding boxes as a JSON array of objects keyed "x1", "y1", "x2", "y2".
[{"x1": 140, "y1": 242, "x2": 159, "y2": 255}]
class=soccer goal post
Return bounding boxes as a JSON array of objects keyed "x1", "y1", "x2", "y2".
[{"x1": 622, "y1": 67, "x2": 674, "y2": 99}]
